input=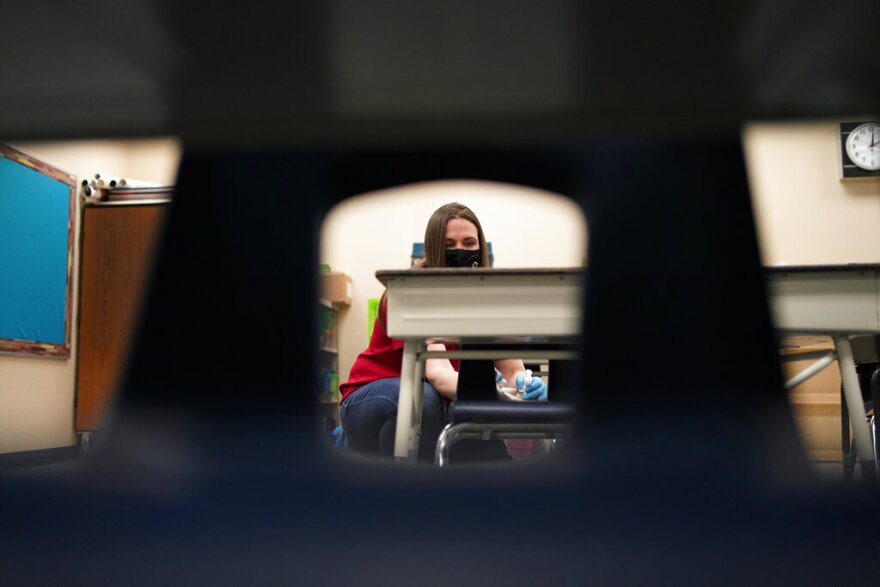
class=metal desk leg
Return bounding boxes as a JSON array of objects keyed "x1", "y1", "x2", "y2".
[
  {"x1": 833, "y1": 335, "x2": 876, "y2": 482},
  {"x1": 409, "y1": 345, "x2": 426, "y2": 459},
  {"x1": 394, "y1": 339, "x2": 419, "y2": 461}
]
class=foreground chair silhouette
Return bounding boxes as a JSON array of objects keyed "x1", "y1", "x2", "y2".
[{"x1": 2, "y1": 141, "x2": 878, "y2": 585}]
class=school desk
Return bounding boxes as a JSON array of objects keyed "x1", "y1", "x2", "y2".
[
  {"x1": 376, "y1": 268, "x2": 583, "y2": 461},
  {"x1": 378, "y1": 264, "x2": 880, "y2": 469},
  {"x1": 767, "y1": 264, "x2": 880, "y2": 475}
]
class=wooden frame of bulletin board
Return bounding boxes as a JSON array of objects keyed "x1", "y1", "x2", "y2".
[{"x1": 0, "y1": 144, "x2": 76, "y2": 357}]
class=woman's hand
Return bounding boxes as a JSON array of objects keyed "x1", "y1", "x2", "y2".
[{"x1": 516, "y1": 373, "x2": 548, "y2": 401}]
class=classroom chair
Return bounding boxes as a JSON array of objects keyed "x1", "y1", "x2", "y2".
[
  {"x1": 434, "y1": 343, "x2": 578, "y2": 466},
  {"x1": 841, "y1": 361, "x2": 880, "y2": 485}
]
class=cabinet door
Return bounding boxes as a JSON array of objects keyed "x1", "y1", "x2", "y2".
[{"x1": 75, "y1": 204, "x2": 168, "y2": 431}]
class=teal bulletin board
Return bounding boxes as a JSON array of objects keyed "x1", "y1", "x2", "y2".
[{"x1": 0, "y1": 145, "x2": 76, "y2": 357}]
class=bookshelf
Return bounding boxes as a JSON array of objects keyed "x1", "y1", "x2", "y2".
[{"x1": 318, "y1": 298, "x2": 341, "y2": 425}]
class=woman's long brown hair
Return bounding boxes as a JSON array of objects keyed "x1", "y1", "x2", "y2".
[
  {"x1": 421, "y1": 202, "x2": 489, "y2": 269},
  {"x1": 378, "y1": 202, "x2": 488, "y2": 333}
]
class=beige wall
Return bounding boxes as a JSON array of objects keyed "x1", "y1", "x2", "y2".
[
  {"x1": 743, "y1": 121, "x2": 879, "y2": 463},
  {"x1": 2, "y1": 121, "x2": 877, "y2": 454},
  {"x1": 321, "y1": 123, "x2": 880, "y2": 387},
  {"x1": 320, "y1": 180, "x2": 589, "y2": 384},
  {"x1": 743, "y1": 121, "x2": 880, "y2": 265},
  {"x1": 0, "y1": 138, "x2": 180, "y2": 454}
]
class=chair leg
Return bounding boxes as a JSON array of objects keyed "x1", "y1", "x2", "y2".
[
  {"x1": 840, "y1": 370, "x2": 880, "y2": 486},
  {"x1": 434, "y1": 423, "x2": 494, "y2": 467},
  {"x1": 842, "y1": 384, "x2": 855, "y2": 483},
  {"x1": 872, "y1": 368, "x2": 880, "y2": 471},
  {"x1": 435, "y1": 423, "x2": 456, "y2": 467},
  {"x1": 435, "y1": 422, "x2": 571, "y2": 467}
]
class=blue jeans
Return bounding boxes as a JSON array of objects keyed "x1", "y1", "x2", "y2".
[{"x1": 340, "y1": 378, "x2": 448, "y2": 462}]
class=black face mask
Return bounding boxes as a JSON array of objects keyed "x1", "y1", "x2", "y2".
[{"x1": 445, "y1": 248, "x2": 482, "y2": 268}]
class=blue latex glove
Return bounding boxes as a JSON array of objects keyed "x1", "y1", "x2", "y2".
[
  {"x1": 331, "y1": 425, "x2": 348, "y2": 448},
  {"x1": 516, "y1": 372, "x2": 548, "y2": 401},
  {"x1": 495, "y1": 368, "x2": 505, "y2": 386}
]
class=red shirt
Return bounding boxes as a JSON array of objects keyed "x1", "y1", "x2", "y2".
[{"x1": 339, "y1": 298, "x2": 459, "y2": 402}]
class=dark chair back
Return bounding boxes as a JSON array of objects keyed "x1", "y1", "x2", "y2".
[{"x1": 453, "y1": 345, "x2": 497, "y2": 401}]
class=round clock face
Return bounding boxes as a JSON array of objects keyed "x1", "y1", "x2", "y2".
[{"x1": 845, "y1": 122, "x2": 880, "y2": 171}]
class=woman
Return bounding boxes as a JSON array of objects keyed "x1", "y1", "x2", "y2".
[{"x1": 338, "y1": 202, "x2": 547, "y2": 461}]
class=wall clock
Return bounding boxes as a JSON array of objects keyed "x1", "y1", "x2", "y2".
[{"x1": 840, "y1": 121, "x2": 880, "y2": 179}]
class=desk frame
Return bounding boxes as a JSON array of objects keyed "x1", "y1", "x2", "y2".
[
  {"x1": 767, "y1": 265, "x2": 880, "y2": 477},
  {"x1": 377, "y1": 268, "x2": 583, "y2": 461},
  {"x1": 380, "y1": 265, "x2": 880, "y2": 471}
]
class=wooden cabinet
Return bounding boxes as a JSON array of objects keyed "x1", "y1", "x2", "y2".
[{"x1": 75, "y1": 201, "x2": 169, "y2": 431}]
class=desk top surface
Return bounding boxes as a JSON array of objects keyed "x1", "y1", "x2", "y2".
[
  {"x1": 378, "y1": 264, "x2": 880, "y2": 278},
  {"x1": 376, "y1": 267, "x2": 584, "y2": 285},
  {"x1": 375, "y1": 264, "x2": 880, "y2": 289},
  {"x1": 764, "y1": 263, "x2": 880, "y2": 274}
]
